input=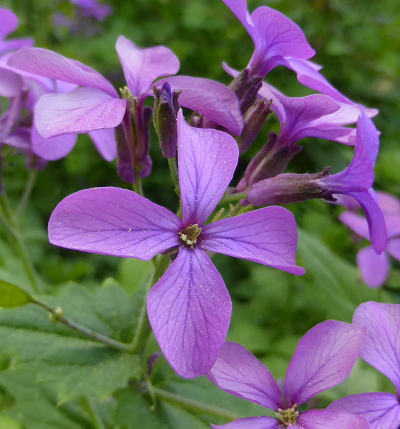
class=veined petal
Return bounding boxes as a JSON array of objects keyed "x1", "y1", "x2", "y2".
[
  {"x1": 115, "y1": 35, "x2": 179, "y2": 98},
  {"x1": 89, "y1": 128, "x2": 117, "y2": 161},
  {"x1": 298, "y1": 409, "x2": 370, "y2": 429},
  {"x1": 284, "y1": 320, "x2": 366, "y2": 406},
  {"x1": 157, "y1": 76, "x2": 243, "y2": 135},
  {"x1": 48, "y1": 187, "x2": 180, "y2": 259},
  {"x1": 35, "y1": 87, "x2": 126, "y2": 137},
  {"x1": 353, "y1": 302, "x2": 400, "y2": 394},
  {"x1": 329, "y1": 392, "x2": 400, "y2": 429},
  {"x1": 31, "y1": 125, "x2": 77, "y2": 160},
  {"x1": 7, "y1": 47, "x2": 117, "y2": 96},
  {"x1": 177, "y1": 110, "x2": 238, "y2": 225},
  {"x1": 147, "y1": 248, "x2": 231, "y2": 378},
  {"x1": 0, "y1": 8, "x2": 18, "y2": 38},
  {"x1": 202, "y1": 207, "x2": 304, "y2": 275},
  {"x1": 357, "y1": 246, "x2": 389, "y2": 288},
  {"x1": 207, "y1": 342, "x2": 282, "y2": 409},
  {"x1": 211, "y1": 416, "x2": 280, "y2": 429}
]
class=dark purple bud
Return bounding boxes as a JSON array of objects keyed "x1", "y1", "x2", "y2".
[
  {"x1": 153, "y1": 82, "x2": 180, "y2": 158},
  {"x1": 147, "y1": 352, "x2": 161, "y2": 375},
  {"x1": 237, "y1": 132, "x2": 302, "y2": 191},
  {"x1": 229, "y1": 68, "x2": 263, "y2": 114},
  {"x1": 116, "y1": 111, "x2": 135, "y2": 183},
  {"x1": 247, "y1": 168, "x2": 333, "y2": 206},
  {"x1": 238, "y1": 98, "x2": 271, "y2": 153},
  {"x1": 136, "y1": 106, "x2": 153, "y2": 178}
]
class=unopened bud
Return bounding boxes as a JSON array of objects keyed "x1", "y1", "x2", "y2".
[
  {"x1": 49, "y1": 306, "x2": 63, "y2": 322},
  {"x1": 247, "y1": 168, "x2": 332, "y2": 206},
  {"x1": 153, "y1": 83, "x2": 180, "y2": 158},
  {"x1": 238, "y1": 99, "x2": 270, "y2": 153},
  {"x1": 229, "y1": 68, "x2": 263, "y2": 114}
]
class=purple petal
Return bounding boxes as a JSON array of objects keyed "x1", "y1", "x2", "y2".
[
  {"x1": 298, "y1": 409, "x2": 370, "y2": 429},
  {"x1": 48, "y1": 187, "x2": 180, "y2": 259},
  {"x1": 207, "y1": 342, "x2": 282, "y2": 409},
  {"x1": 147, "y1": 248, "x2": 231, "y2": 378},
  {"x1": 0, "y1": 67, "x2": 22, "y2": 97},
  {"x1": 221, "y1": 1, "x2": 253, "y2": 35},
  {"x1": 202, "y1": 207, "x2": 304, "y2": 275},
  {"x1": 177, "y1": 110, "x2": 238, "y2": 226},
  {"x1": 31, "y1": 125, "x2": 77, "y2": 160},
  {"x1": 284, "y1": 320, "x2": 366, "y2": 405},
  {"x1": 339, "y1": 211, "x2": 369, "y2": 240},
  {"x1": 353, "y1": 302, "x2": 400, "y2": 393},
  {"x1": 0, "y1": 8, "x2": 18, "y2": 38},
  {"x1": 357, "y1": 246, "x2": 389, "y2": 288},
  {"x1": 3, "y1": 127, "x2": 30, "y2": 150},
  {"x1": 34, "y1": 87, "x2": 126, "y2": 137},
  {"x1": 329, "y1": 392, "x2": 400, "y2": 429},
  {"x1": 88, "y1": 128, "x2": 117, "y2": 161},
  {"x1": 157, "y1": 76, "x2": 243, "y2": 135},
  {"x1": 386, "y1": 215, "x2": 400, "y2": 238},
  {"x1": 7, "y1": 47, "x2": 117, "y2": 96},
  {"x1": 377, "y1": 192, "x2": 400, "y2": 215},
  {"x1": 387, "y1": 238, "x2": 400, "y2": 261},
  {"x1": 0, "y1": 38, "x2": 34, "y2": 55},
  {"x1": 211, "y1": 417, "x2": 280, "y2": 429},
  {"x1": 115, "y1": 36, "x2": 179, "y2": 98}
]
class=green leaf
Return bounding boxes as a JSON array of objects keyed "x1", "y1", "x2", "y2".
[
  {"x1": 0, "y1": 283, "x2": 143, "y2": 404},
  {"x1": 0, "y1": 280, "x2": 33, "y2": 308},
  {"x1": 118, "y1": 258, "x2": 154, "y2": 294},
  {"x1": 0, "y1": 415, "x2": 23, "y2": 429},
  {"x1": 298, "y1": 230, "x2": 380, "y2": 320}
]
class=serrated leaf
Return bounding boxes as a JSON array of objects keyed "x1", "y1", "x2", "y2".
[{"x1": 0, "y1": 280, "x2": 33, "y2": 308}]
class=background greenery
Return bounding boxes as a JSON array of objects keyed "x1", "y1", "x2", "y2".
[{"x1": 1, "y1": 0, "x2": 399, "y2": 427}]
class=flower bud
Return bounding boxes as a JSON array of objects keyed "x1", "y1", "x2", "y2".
[
  {"x1": 153, "y1": 83, "x2": 180, "y2": 158},
  {"x1": 229, "y1": 68, "x2": 263, "y2": 114},
  {"x1": 247, "y1": 168, "x2": 333, "y2": 206}
]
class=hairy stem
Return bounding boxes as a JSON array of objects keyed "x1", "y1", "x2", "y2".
[
  {"x1": 219, "y1": 191, "x2": 247, "y2": 206},
  {"x1": 153, "y1": 387, "x2": 240, "y2": 421}
]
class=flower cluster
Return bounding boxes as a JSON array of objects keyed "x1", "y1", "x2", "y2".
[{"x1": 1, "y1": 1, "x2": 394, "y2": 427}]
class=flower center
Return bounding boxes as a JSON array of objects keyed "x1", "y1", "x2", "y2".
[
  {"x1": 179, "y1": 224, "x2": 202, "y2": 248},
  {"x1": 275, "y1": 403, "x2": 299, "y2": 427}
]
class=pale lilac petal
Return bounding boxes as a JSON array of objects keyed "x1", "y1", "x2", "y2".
[
  {"x1": 284, "y1": 320, "x2": 366, "y2": 405},
  {"x1": 221, "y1": 1, "x2": 253, "y2": 35},
  {"x1": 147, "y1": 248, "x2": 231, "y2": 378},
  {"x1": 207, "y1": 342, "x2": 282, "y2": 409},
  {"x1": 298, "y1": 409, "x2": 370, "y2": 429},
  {"x1": 0, "y1": 8, "x2": 18, "y2": 38},
  {"x1": 330, "y1": 392, "x2": 400, "y2": 429},
  {"x1": 202, "y1": 207, "x2": 304, "y2": 275},
  {"x1": 387, "y1": 238, "x2": 400, "y2": 261},
  {"x1": 35, "y1": 87, "x2": 126, "y2": 137},
  {"x1": 386, "y1": 215, "x2": 400, "y2": 238},
  {"x1": 0, "y1": 67, "x2": 22, "y2": 97},
  {"x1": 357, "y1": 246, "x2": 389, "y2": 288},
  {"x1": 377, "y1": 192, "x2": 400, "y2": 215},
  {"x1": 88, "y1": 128, "x2": 117, "y2": 161},
  {"x1": 31, "y1": 125, "x2": 77, "y2": 160},
  {"x1": 115, "y1": 36, "x2": 179, "y2": 98},
  {"x1": 353, "y1": 302, "x2": 400, "y2": 393},
  {"x1": 339, "y1": 211, "x2": 370, "y2": 240},
  {"x1": 7, "y1": 47, "x2": 117, "y2": 96},
  {"x1": 48, "y1": 187, "x2": 180, "y2": 259},
  {"x1": 3, "y1": 127, "x2": 30, "y2": 150},
  {"x1": 177, "y1": 110, "x2": 238, "y2": 225},
  {"x1": 211, "y1": 417, "x2": 279, "y2": 429},
  {"x1": 157, "y1": 76, "x2": 243, "y2": 135},
  {"x1": 0, "y1": 38, "x2": 34, "y2": 55}
]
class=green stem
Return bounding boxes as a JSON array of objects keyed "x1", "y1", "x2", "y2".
[
  {"x1": 219, "y1": 191, "x2": 247, "y2": 206},
  {"x1": 133, "y1": 169, "x2": 144, "y2": 195},
  {"x1": 168, "y1": 158, "x2": 179, "y2": 195},
  {"x1": 80, "y1": 397, "x2": 106, "y2": 429},
  {"x1": 16, "y1": 169, "x2": 37, "y2": 218},
  {"x1": 153, "y1": 387, "x2": 240, "y2": 421},
  {"x1": 34, "y1": 299, "x2": 132, "y2": 353}
]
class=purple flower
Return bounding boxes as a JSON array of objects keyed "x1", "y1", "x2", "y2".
[
  {"x1": 47, "y1": 111, "x2": 304, "y2": 378},
  {"x1": 0, "y1": 8, "x2": 33, "y2": 56},
  {"x1": 330, "y1": 302, "x2": 400, "y2": 429},
  {"x1": 207, "y1": 320, "x2": 367, "y2": 428},
  {"x1": 69, "y1": 0, "x2": 113, "y2": 22},
  {"x1": 340, "y1": 192, "x2": 400, "y2": 287}
]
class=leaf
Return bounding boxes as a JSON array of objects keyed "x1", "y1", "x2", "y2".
[
  {"x1": 298, "y1": 230, "x2": 380, "y2": 321},
  {"x1": 0, "y1": 282, "x2": 143, "y2": 404},
  {"x1": 118, "y1": 258, "x2": 154, "y2": 294},
  {"x1": 0, "y1": 415, "x2": 24, "y2": 429},
  {"x1": 0, "y1": 280, "x2": 33, "y2": 308}
]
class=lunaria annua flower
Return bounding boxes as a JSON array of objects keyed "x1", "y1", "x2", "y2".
[
  {"x1": 207, "y1": 321, "x2": 368, "y2": 429},
  {"x1": 48, "y1": 111, "x2": 304, "y2": 378},
  {"x1": 340, "y1": 192, "x2": 400, "y2": 287},
  {"x1": 330, "y1": 302, "x2": 400, "y2": 429}
]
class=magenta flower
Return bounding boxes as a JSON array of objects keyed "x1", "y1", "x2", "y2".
[
  {"x1": 207, "y1": 321, "x2": 368, "y2": 428},
  {"x1": 340, "y1": 192, "x2": 400, "y2": 287},
  {"x1": 0, "y1": 8, "x2": 33, "y2": 56},
  {"x1": 48, "y1": 111, "x2": 304, "y2": 378},
  {"x1": 330, "y1": 302, "x2": 400, "y2": 429}
]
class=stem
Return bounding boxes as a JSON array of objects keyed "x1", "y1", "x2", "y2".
[
  {"x1": 133, "y1": 169, "x2": 144, "y2": 195},
  {"x1": 81, "y1": 397, "x2": 106, "y2": 429},
  {"x1": 219, "y1": 191, "x2": 247, "y2": 206},
  {"x1": 34, "y1": 299, "x2": 132, "y2": 353},
  {"x1": 16, "y1": 169, "x2": 37, "y2": 218},
  {"x1": 168, "y1": 158, "x2": 179, "y2": 195},
  {"x1": 153, "y1": 387, "x2": 240, "y2": 421}
]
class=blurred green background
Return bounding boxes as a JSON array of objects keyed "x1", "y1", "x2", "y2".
[{"x1": 1, "y1": 0, "x2": 400, "y2": 427}]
